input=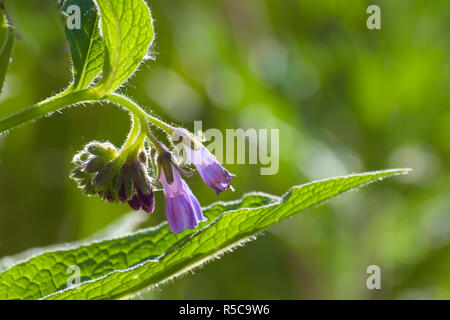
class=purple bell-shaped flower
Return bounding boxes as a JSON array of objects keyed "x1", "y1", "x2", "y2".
[{"x1": 158, "y1": 151, "x2": 207, "y2": 233}]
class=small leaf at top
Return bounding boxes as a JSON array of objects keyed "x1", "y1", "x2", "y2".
[
  {"x1": 62, "y1": 0, "x2": 104, "y2": 91},
  {"x1": 94, "y1": 0, "x2": 154, "y2": 95}
]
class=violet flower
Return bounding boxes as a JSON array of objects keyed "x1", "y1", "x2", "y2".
[
  {"x1": 119, "y1": 160, "x2": 155, "y2": 213},
  {"x1": 183, "y1": 144, "x2": 235, "y2": 195},
  {"x1": 160, "y1": 160, "x2": 206, "y2": 233}
]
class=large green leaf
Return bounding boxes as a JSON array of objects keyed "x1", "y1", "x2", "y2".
[
  {"x1": 0, "y1": 6, "x2": 14, "y2": 94},
  {"x1": 0, "y1": 169, "x2": 410, "y2": 300},
  {"x1": 95, "y1": 0, "x2": 154, "y2": 94},
  {"x1": 62, "y1": 0, "x2": 104, "y2": 90}
]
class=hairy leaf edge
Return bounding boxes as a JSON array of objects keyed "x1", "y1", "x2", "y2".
[{"x1": 42, "y1": 168, "x2": 411, "y2": 300}]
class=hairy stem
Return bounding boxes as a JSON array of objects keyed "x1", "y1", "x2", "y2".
[
  {"x1": 106, "y1": 93, "x2": 174, "y2": 134},
  {"x1": 121, "y1": 113, "x2": 141, "y2": 150},
  {"x1": 145, "y1": 124, "x2": 166, "y2": 152},
  {"x1": 0, "y1": 89, "x2": 174, "y2": 145},
  {"x1": 0, "y1": 89, "x2": 100, "y2": 133}
]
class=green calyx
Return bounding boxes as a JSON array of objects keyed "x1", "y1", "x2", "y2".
[
  {"x1": 70, "y1": 133, "x2": 149, "y2": 203},
  {"x1": 171, "y1": 127, "x2": 203, "y2": 151},
  {"x1": 157, "y1": 150, "x2": 174, "y2": 185}
]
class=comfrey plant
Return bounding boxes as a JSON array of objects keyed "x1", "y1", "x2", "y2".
[
  {"x1": 1, "y1": 0, "x2": 235, "y2": 234},
  {"x1": 0, "y1": 1, "x2": 409, "y2": 300}
]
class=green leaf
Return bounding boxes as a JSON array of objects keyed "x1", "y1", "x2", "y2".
[
  {"x1": 0, "y1": 192, "x2": 273, "y2": 299},
  {"x1": 0, "y1": 169, "x2": 410, "y2": 300},
  {"x1": 62, "y1": 0, "x2": 104, "y2": 91},
  {"x1": 0, "y1": 6, "x2": 14, "y2": 94},
  {"x1": 95, "y1": 0, "x2": 154, "y2": 94}
]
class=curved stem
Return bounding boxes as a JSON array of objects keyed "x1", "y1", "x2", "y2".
[
  {"x1": 121, "y1": 113, "x2": 141, "y2": 150},
  {"x1": 106, "y1": 93, "x2": 174, "y2": 134},
  {"x1": 129, "y1": 125, "x2": 147, "y2": 155},
  {"x1": 0, "y1": 89, "x2": 100, "y2": 133},
  {"x1": 0, "y1": 90, "x2": 175, "y2": 146}
]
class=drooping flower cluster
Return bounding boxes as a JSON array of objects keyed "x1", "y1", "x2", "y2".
[
  {"x1": 70, "y1": 141, "x2": 154, "y2": 213},
  {"x1": 70, "y1": 127, "x2": 235, "y2": 234}
]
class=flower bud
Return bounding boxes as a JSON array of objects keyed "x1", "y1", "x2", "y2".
[
  {"x1": 70, "y1": 141, "x2": 156, "y2": 213},
  {"x1": 128, "y1": 195, "x2": 141, "y2": 211},
  {"x1": 131, "y1": 161, "x2": 152, "y2": 194},
  {"x1": 86, "y1": 141, "x2": 117, "y2": 160},
  {"x1": 92, "y1": 161, "x2": 116, "y2": 193},
  {"x1": 115, "y1": 163, "x2": 134, "y2": 201},
  {"x1": 139, "y1": 150, "x2": 147, "y2": 164},
  {"x1": 70, "y1": 167, "x2": 89, "y2": 180},
  {"x1": 83, "y1": 180, "x2": 96, "y2": 196},
  {"x1": 84, "y1": 156, "x2": 107, "y2": 174},
  {"x1": 72, "y1": 151, "x2": 90, "y2": 165}
]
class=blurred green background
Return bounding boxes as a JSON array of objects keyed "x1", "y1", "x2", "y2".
[{"x1": 0, "y1": 0, "x2": 449, "y2": 299}]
